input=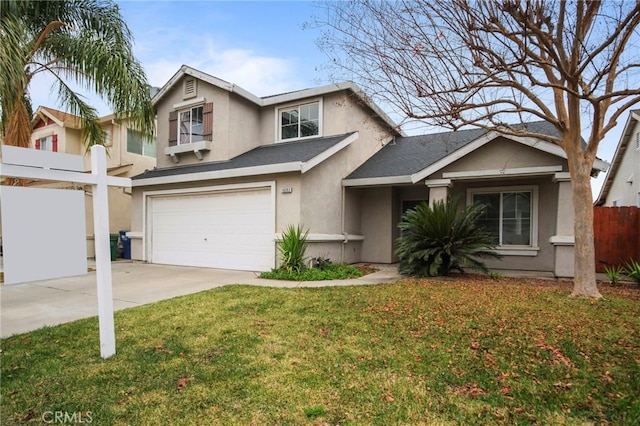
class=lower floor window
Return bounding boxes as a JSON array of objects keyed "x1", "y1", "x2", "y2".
[{"x1": 471, "y1": 188, "x2": 535, "y2": 246}]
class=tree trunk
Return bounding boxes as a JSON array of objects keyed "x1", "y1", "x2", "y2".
[
  {"x1": 570, "y1": 157, "x2": 602, "y2": 299},
  {"x1": 4, "y1": 100, "x2": 31, "y2": 148},
  {"x1": 2, "y1": 100, "x2": 31, "y2": 186}
]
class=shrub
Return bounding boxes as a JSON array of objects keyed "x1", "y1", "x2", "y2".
[
  {"x1": 259, "y1": 262, "x2": 363, "y2": 281},
  {"x1": 395, "y1": 197, "x2": 501, "y2": 277},
  {"x1": 277, "y1": 224, "x2": 309, "y2": 273},
  {"x1": 311, "y1": 256, "x2": 332, "y2": 269},
  {"x1": 603, "y1": 264, "x2": 625, "y2": 285},
  {"x1": 624, "y1": 259, "x2": 640, "y2": 286}
]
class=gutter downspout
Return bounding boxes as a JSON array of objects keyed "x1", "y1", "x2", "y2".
[{"x1": 341, "y1": 185, "x2": 346, "y2": 262}]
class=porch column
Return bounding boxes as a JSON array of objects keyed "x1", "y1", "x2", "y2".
[
  {"x1": 425, "y1": 179, "x2": 452, "y2": 206},
  {"x1": 550, "y1": 172, "x2": 575, "y2": 277}
]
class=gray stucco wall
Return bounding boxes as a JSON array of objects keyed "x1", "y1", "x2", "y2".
[{"x1": 360, "y1": 187, "x2": 394, "y2": 263}]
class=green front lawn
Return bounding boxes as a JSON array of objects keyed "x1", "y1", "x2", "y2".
[{"x1": 2, "y1": 277, "x2": 639, "y2": 425}]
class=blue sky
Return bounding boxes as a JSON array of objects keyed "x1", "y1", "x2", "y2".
[{"x1": 28, "y1": 0, "x2": 634, "y2": 198}]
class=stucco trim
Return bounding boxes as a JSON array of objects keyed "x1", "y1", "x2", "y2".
[
  {"x1": 274, "y1": 233, "x2": 365, "y2": 243},
  {"x1": 443, "y1": 166, "x2": 563, "y2": 180},
  {"x1": 495, "y1": 247, "x2": 540, "y2": 256},
  {"x1": 172, "y1": 97, "x2": 206, "y2": 110},
  {"x1": 424, "y1": 179, "x2": 453, "y2": 188},
  {"x1": 549, "y1": 236, "x2": 575, "y2": 246},
  {"x1": 552, "y1": 172, "x2": 572, "y2": 182}
]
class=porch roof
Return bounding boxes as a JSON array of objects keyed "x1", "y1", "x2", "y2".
[
  {"x1": 344, "y1": 128, "x2": 488, "y2": 185},
  {"x1": 343, "y1": 121, "x2": 599, "y2": 187}
]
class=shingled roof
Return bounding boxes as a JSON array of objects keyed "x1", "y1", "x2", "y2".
[
  {"x1": 132, "y1": 132, "x2": 357, "y2": 185},
  {"x1": 344, "y1": 121, "x2": 570, "y2": 184}
]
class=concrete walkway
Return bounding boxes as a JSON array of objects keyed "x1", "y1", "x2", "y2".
[{"x1": 0, "y1": 260, "x2": 402, "y2": 338}]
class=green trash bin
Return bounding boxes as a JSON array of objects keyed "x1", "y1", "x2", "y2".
[{"x1": 110, "y1": 234, "x2": 119, "y2": 260}]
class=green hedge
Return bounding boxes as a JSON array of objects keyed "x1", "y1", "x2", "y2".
[{"x1": 259, "y1": 263, "x2": 363, "y2": 281}]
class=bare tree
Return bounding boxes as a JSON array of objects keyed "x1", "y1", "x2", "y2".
[{"x1": 317, "y1": 0, "x2": 640, "y2": 298}]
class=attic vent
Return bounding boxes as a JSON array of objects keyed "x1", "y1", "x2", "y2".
[
  {"x1": 184, "y1": 77, "x2": 196, "y2": 99},
  {"x1": 636, "y1": 132, "x2": 639, "y2": 151}
]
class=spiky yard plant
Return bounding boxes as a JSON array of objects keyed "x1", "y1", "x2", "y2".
[
  {"x1": 277, "y1": 224, "x2": 309, "y2": 274},
  {"x1": 396, "y1": 197, "x2": 501, "y2": 277},
  {"x1": 624, "y1": 259, "x2": 640, "y2": 286},
  {"x1": 603, "y1": 264, "x2": 625, "y2": 286}
]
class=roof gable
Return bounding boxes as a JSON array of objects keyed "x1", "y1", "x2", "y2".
[
  {"x1": 152, "y1": 65, "x2": 404, "y2": 137},
  {"x1": 344, "y1": 121, "x2": 608, "y2": 186},
  {"x1": 31, "y1": 106, "x2": 82, "y2": 129}
]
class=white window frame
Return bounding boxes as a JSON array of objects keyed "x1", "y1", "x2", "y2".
[
  {"x1": 467, "y1": 185, "x2": 539, "y2": 256},
  {"x1": 178, "y1": 104, "x2": 204, "y2": 145},
  {"x1": 275, "y1": 98, "x2": 322, "y2": 142},
  {"x1": 39, "y1": 135, "x2": 53, "y2": 151}
]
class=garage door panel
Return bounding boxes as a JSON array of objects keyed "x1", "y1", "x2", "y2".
[{"x1": 149, "y1": 187, "x2": 274, "y2": 271}]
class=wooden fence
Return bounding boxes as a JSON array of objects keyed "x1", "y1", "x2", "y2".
[{"x1": 593, "y1": 206, "x2": 640, "y2": 272}]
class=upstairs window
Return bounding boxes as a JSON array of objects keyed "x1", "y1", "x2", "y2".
[
  {"x1": 169, "y1": 102, "x2": 213, "y2": 147},
  {"x1": 179, "y1": 106, "x2": 203, "y2": 144},
  {"x1": 279, "y1": 101, "x2": 320, "y2": 141},
  {"x1": 127, "y1": 129, "x2": 156, "y2": 157}
]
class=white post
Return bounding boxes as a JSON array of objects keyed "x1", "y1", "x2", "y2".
[{"x1": 91, "y1": 145, "x2": 116, "y2": 358}]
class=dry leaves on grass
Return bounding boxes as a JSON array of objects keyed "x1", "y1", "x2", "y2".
[
  {"x1": 536, "y1": 340, "x2": 575, "y2": 368},
  {"x1": 449, "y1": 383, "x2": 488, "y2": 399}
]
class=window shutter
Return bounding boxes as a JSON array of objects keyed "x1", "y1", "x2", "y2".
[
  {"x1": 35, "y1": 138, "x2": 41, "y2": 150},
  {"x1": 52, "y1": 134, "x2": 58, "y2": 152},
  {"x1": 168, "y1": 111, "x2": 178, "y2": 146},
  {"x1": 203, "y1": 102, "x2": 213, "y2": 141}
]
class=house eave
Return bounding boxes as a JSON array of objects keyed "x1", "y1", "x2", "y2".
[
  {"x1": 342, "y1": 175, "x2": 413, "y2": 187},
  {"x1": 152, "y1": 67, "x2": 404, "y2": 137},
  {"x1": 132, "y1": 162, "x2": 303, "y2": 187},
  {"x1": 152, "y1": 65, "x2": 262, "y2": 106},
  {"x1": 133, "y1": 133, "x2": 357, "y2": 187}
]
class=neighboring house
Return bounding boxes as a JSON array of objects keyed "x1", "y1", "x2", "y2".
[
  {"x1": 595, "y1": 109, "x2": 640, "y2": 207},
  {"x1": 0, "y1": 106, "x2": 156, "y2": 257},
  {"x1": 130, "y1": 65, "x2": 608, "y2": 277}
]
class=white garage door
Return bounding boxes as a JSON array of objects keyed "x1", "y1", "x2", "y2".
[{"x1": 149, "y1": 187, "x2": 274, "y2": 271}]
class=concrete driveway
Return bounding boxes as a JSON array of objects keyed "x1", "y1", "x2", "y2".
[{"x1": 1, "y1": 260, "x2": 401, "y2": 338}]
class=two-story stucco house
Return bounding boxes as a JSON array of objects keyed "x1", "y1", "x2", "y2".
[
  {"x1": 26, "y1": 106, "x2": 156, "y2": 257},
  {"x1": 130, "y1": 65, "x2": 608, "y2": 277},
  {"x1": 596, "y1": 110, "x2": 640, "y2": 207}
]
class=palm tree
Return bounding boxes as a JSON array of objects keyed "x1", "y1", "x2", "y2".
[{"x1": 0, "y1": 0, "x2": 154, "y2": 149}]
